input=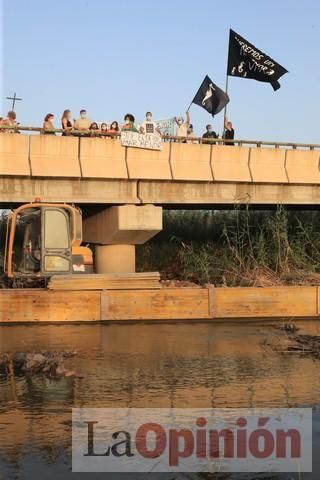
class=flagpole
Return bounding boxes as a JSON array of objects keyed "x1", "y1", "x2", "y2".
[
  {"x1": 223, "y1": 73, "x2": 229, "y2": 134},
  {"x1": 186, "y1": 100, "x2": 193, "y2": 112},
  {"x1": 222, "y1": 28, "x2": 232, "y2": 137}
]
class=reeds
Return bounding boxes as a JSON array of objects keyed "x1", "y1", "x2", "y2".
[{"x1": 137, "y1": 207, "x2": 320, "y2": 286}]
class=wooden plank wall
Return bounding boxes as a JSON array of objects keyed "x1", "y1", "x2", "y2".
[
  {"x1": 214, "y1": 286, "x2": 318, "y2": 318},
  {"x1": 0, "y1": 286, "x2": 319, "y2": 323},
  {"x1": 0, "y1": 290, "x2": 101, "y2": 322},
  {"x1": 101, "y1": 288, "x2": 210, "y2": 321}
]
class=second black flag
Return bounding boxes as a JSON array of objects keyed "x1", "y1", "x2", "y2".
[{"x1": 192, "y1": 75, "x2": 229, "y2": 117}]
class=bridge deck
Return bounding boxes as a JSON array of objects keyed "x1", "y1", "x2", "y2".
[{"x1": 1, "y1": 133, "x2": 320, "y2": 207}]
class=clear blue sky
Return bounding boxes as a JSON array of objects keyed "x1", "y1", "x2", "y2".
[{"x1": 2, "y1": 0, "x2": 320, "y2": 142}]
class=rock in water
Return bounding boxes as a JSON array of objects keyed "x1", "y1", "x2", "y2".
[{"x1": 0, "y1": 350, "x2": 78, "y2": 377}]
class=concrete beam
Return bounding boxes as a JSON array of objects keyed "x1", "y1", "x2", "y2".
[
  {"x1": 0, "y1": 178, "x2": 139, "y2": 206},
  {"x1": 3, "y1": 177, "x2": 320, "y2": 209},
  {"x1": 138, "y1": 181, "x2": 320, "y2": 206},
  {"x1": 83, "y1": 204, "x2": 163, "y2": 244}
]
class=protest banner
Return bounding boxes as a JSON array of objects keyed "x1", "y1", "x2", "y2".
[{"x1": 120, "y1": 131, "x2": 162, "y2": 150}]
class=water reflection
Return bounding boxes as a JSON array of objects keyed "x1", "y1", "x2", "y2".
[{"x1": 0, "y1": 320, "x2": 319, "y2": 478}]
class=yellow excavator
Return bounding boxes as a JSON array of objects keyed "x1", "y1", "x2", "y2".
[{"x1": 0, "y1": 202, "x2": 93, "y2": 288}]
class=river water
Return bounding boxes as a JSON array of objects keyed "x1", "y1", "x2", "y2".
[{"x1": 0, "y1": 320, "x2": 320, "y2": 479}]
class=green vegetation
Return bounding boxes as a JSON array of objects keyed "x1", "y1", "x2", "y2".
[{"x1": 137, "y1": 207, "x2": 320, "y2": 286}]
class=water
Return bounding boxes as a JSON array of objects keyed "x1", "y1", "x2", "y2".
[{"x1": 0, "y1": 320, "x2": 320, "y2": 479}]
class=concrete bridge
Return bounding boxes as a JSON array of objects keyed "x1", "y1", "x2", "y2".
[
  {"x1": 2, "y1": 131, "x2": 320, "y2": 274},
  {"x1": 1, "y1": 132, "x2": 320, "y2": 209}
]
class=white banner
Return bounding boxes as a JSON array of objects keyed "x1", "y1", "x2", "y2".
[
  {"x1": 155, "y1": 117, "x2": 175, "y2": 136},
  {"x1": 120, "y1": 131, "x2": 162, "y2": 150}
]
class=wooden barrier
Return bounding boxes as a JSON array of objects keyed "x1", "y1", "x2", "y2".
[
  {"x1": 214, "y1": 286, "x2": 318, "y2": 318},
  {"x1": 0, "y1": 290, "x2": 101, "y2": 322},
  {"x1": 101, "y1": 288, "x2": 210, "y2": 320},
  {"x1": 29, "y1": 136, "x2": 81, "y2": 177},
  {"x1": 249, "y1": 148, "x2": 288, "y2": 183},
  {"x1": 211, "y1": 145, "x2": 251, "y2": 182},
  {"x1": 170, "y1": 143, "x2": 213, "y2": 181},
  {"x1": 285, "y1": 150, "x2": 320, "y2": 184},
  {"x1": 80, "y1": 138, "x2": 127, "y2": 179},
  {"x1": 126, "y1": 142, "x2": 172, "y2": 180},
  {"x1": 0, "y1": 134, "x2": 30, "y2": 176},
  {"x1": 0, "y1": 286, "x2": 319, "y2": 323}
]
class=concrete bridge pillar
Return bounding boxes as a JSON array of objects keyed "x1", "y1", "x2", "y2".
[
  {"x1": 83, "y1": 204, "x2": 162, "y2": 274},
  {"x1": 95, "y1": 245, "x2": 136, "y2": 273}
]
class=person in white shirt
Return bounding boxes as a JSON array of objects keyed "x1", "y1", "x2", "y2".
[
  {"x1": 139, "y1": 112, "x2": 161, "y2": 135},
  {"x1": 174, "y1": 111, "x2": 190, "y2": 138}
]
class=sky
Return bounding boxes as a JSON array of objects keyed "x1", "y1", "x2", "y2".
[{"x1": 2, "y1": 0, "x2": 320, "y2": 142}]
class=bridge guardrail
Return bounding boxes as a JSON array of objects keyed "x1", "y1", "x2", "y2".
[
  {"x1": 0, "y1": 124, "x2": 319, "y2": 150},
  {"x1": 1, "y1": 126, "x2": 320, "y2": 185}
]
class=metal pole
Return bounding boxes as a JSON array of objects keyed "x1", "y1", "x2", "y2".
[
  {"x1": 186, "y1": 100, "x2": 193, "y2": 113},
  {"x1": 223, "y1": 74, "x2": 229, "y2": 135}
]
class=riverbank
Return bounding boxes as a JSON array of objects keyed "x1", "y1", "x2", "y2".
[{"x1": 137, "y1": 208, "x2": 320, "y2": 287}]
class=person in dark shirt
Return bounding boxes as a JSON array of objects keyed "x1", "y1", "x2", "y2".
[
  {"x1": 202, "y1": 124, "x2": 218, "y2": 142},
  {"x1": 223, "y1": 118, "x2": 235, "y2": 146}
]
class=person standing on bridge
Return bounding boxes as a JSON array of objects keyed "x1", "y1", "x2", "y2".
[
  {"x1": 108, "y1": 121, "x2": 120, "y2": 136},
  {"x1": 43, "y1": 113, "x2": 56, "y2": 135},
  {"x1": 61, "y1": 109, "x2": 73, "y2": 136},
  {"x1": 223, "y1": 118, "x2": 235, "y2": 146},
  {"x1": 174, "y1": 111, "x2": 190, "y2": 139},
  {"x1": 187, "y1": 124, "x2": 198, "y2": 144},
  {"x1": 202, "y1": 124, "x2": 218, "y2": 143},
  {"x1": 74, "y1": 109, "x2": 92, "y2": 131},
  {"x1": 122, "y1": 113, "x2": 139, "y2": 133},
  {"x1": 139, "y1": 112, "x2": 161, "y2": 135},
  {"x1": 1, "y1": 111, "x2": 17, "y2": 133}
]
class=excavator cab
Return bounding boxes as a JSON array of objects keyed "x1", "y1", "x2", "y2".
[{"x1": 2, "y1": 202, "x2": 93, "y2": 287}]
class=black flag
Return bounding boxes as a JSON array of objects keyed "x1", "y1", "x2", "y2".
[
  {"x1": 192, "y1": 75, "x2": 229, "y2": 117},
  {"x1": 227, "y1": 29, "x2": 288, "y2": 91}
]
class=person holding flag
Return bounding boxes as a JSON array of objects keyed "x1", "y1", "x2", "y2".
[{"x1": 174, "y1": 111, "x2": 190, "y2": 138}]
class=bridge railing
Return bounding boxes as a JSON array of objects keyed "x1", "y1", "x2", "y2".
[
  {"x1": 1, "y1": 125, "x2": 320, "y2": 185},
  {"x1": 0, "y1": 124, "x2": 319, "y2": 150}
]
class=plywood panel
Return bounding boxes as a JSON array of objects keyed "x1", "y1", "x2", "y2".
[
  {"x1": 286, "y1": 150, "x2": 320, "y2": 184},
  {"x1": 0, "y1": 134, "x2": 30, "y2": 176},
  {"x1": 80, "y1": 138, "x2": 128, "y2": 178},
  {"x1": 214, "y1": 286, "x2": 318, "y2": 318},
  {"x1": 0, "y1": 290, "x2": 100, "y2": 322},
  {"x1": 102, "y1": 288, "x2": 210, "y2": 320},
  {"x1": 211, "y1": 145, "x2": 251, "y2": 182},
  {"x1": 126, "y1": 142, "x2": 171, "y2": 180},
  {"x1": 30, "y1": 135, "x2": 81, "y2": 177},
  {"x1": 170, "y1": 143, "x2": 213, "y2": 181},
  {"x1": 250, "y1": 148, "x2": 288, "y2": 183}
]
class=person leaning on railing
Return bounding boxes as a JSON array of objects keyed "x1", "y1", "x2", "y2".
[
  {"x1": 89, "y1": 122, "x2": 100, "y2": 136},
  {"x1": 108, "y1": 121, "x2": 120, "y2": 137}
]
